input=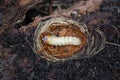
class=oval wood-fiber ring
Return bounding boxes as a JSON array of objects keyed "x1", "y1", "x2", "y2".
[{"x1": 34, "y1": 17, "x2": 105, "y2": 62}]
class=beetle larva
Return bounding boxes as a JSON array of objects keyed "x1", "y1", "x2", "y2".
[
  {"x1": 34, "y1": 17, "x2": 105, "y2": 62},
  {"x1": 43, "y1": 36, "x2": 81, "y2": 46}
]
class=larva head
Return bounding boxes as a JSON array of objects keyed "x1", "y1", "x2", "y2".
[{"x1": 34, "y1": 17, "x2": 89, "y2": 62}]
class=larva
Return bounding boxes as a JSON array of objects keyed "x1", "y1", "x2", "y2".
[{"x1": 42, "y1": 36, "x2": 81, "y2": 46}]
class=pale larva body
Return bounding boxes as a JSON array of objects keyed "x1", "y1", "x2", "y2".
[{"x1": 44, "y1": 36, "x2": 81, "y2": 46}]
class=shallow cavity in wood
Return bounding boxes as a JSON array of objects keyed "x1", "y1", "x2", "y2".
[{"x1": 39, "y1": 23, "x2": 87, "y2": 59}]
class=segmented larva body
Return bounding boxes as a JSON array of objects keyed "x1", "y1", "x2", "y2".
[{"x1": 43, "y1": 36, "x2": 81, "y2": 46}]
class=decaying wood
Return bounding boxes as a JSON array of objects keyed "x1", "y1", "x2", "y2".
[
  {"x1": 59, "y1": 0, "x2": 103, "y2": 16},
  {"x1": 40, "y1": 0, "x2": 103, "y2": 20},
  {"x1": 20, "y1": 0, "x2": 104, "y2": 34},
  {"x1": 0, "y1": 0, "x2": 43, "y2": 34},
  {"x1": 0, "y1": 0, "x2": 120, "y2": 79}
]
